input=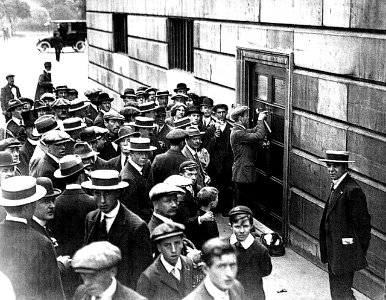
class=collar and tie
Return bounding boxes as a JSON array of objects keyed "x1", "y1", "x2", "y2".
[
  {"x1": 98, "y1": 216, "x2": 108, "y2": 240},
  {"x1": 171, "y1": 266, "x2": 181, "y2": 281},
  {"x1": 234, "y1": 241, "x2": 244, "y2": 251}
]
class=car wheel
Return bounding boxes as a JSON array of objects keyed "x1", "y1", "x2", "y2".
[
  {"x1": 37, "y1": 41, "x2": 50, "y2": 52},
  {"x1": 74, "y1": 41, "x2": 86, "y2": 52}
]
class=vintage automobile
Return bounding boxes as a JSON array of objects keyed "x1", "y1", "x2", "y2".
[{"x1": 36, "y1": 20, "x2": 87, "y2": 52}]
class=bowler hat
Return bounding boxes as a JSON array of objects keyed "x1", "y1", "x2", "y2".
[
  {"x1": 63, "y1": 117, "x2": 86, "y2": 132},
  {"x1": 19, "y1": 97, "x2": 34, "y2": 107},
  {"x1": 68, "y1": 99, "x2": 88, "y2": 112},
  {"x1": 120, "y1": 88, "x2": 137, "y2": 99},
  {"x1": 5, "y1": 74, "x2": 15, "y2": 80},
  {"x1": 32, "y1": 115, "x2": 59, "y2": 136},
  {"x1": 149, "y1": 183, "x2": 185, "y2": 202},
  {"x1": 200, "y1": 97, "x2": 214, "y2": 107},
  {"x1": 129, "y1": 116, "x2": 156, "y2": 128},
  {"x1": 230, "y1": 106, "x2": 249, "y2": 121},
  {"x1": 179, "y1": 160, "x2": 198, "y2": 173},
  {"x1": 228, "y1": 205, "x2": 254, "y2": 218},
  {"x1": 36, "y1": 177, "x2": 61, "y2": 198},
  {"x1": 21, "y1": 109, "x2": 39, "y2": 127},
  {"x1": 185, "y1": 126, "x2": 205, "y2": 137},
  {"x1": 319, "y1": 150, "x2": 355, "y2": 163},
  {"x1": 81, "y1": 170, "x2": 129, "y2": 190},
  {"x1": 166, "y1": 128, "x2": 188, "y2": 141},
  {"x1": 0, "y1": 138, "x2": 22, "y2": 151},
  {"x1": 151, "y1": 222, "x2": 185, "y2": 242},
  {"x1": 173, "y1": 117, "x2": 191, "y2": 129},
  {"x1": 138, "y1": 102, "x2": 158, "y2": 113},
  {"x1": 79, "y1": 127, "x2": 104, "y2": 143},
  {"x1": 127, "y1": 137, "x2": 157, "y2": 152},
  {"x1": 164, "y1": 175, "x2": 192, "y2": 187},
  {"x1": 54, "y1": 155, "x2": 85, "y2": 178},
  {"x1": 6, "y1": 99, "x2": 24, "y2": 112},
  {"x1": 0, "y1": 151, "x2": 18, "y2": 167},
  {"x1": 42, "y1": 130, "x2": 72, "y2": 145},
  {"x1": 213, "y1": 103, "x2": 229, "y2": 112},
  {"x1": 72, "y1": 241, "x2": 122, "y2": 273},
  {"x1": 0, "y1": 176, "x2": 46, "y2": 207},
  {"x1": 51, "y1": 98, "x2": 70, "y2": 108},
  {"x1": 74, "y1": 142, "x2": 99, "y2": 159},
  {"x1": 174, "y1": 83, "x2": 190, "y2": 92},
  {"x1": 97, "y1": 92, "x2": 114, "y2": 103},
  {"x1": 113, "y1": 125, "x2": 140, "y2": 143}
]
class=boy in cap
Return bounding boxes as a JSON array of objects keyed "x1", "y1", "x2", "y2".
[
  {"x1": 228, "y1": 205, "x2": 272, "y2": 300},
  {"x1": 137, "y1": 222, "x2": 194, "y2": 300},
  {"x1": 98, "y1": 110, "x2": 125, "y2": 160},
  {"x1": 35, "y1": 61, "x2": 53, "y2": 100},
  {"x1": 82, "y1": 170, "x2": 153, "y2": 289},
  {"x1": 0, "y1": 176, "x2": 65, "y2": 299},
  {"x1": 319, "y1": 150, "x2": 371, "y2": 300},
  {"x1": 72, "y1": 241, "x2": 146, "y2": 300}
]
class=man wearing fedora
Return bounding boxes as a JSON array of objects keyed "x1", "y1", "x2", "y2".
[
  {"x1": 120, "y1": 137, "x2": 155, "y2": 223},
  {"x1": 63, "y1": 117, "x2": 87, "y2": 154},
  {"x1": 76, "y1": 136, "x2": 108, "y2": 172},
  {"x1": 19, "y1": 97, "x2": 34, "y2": 112},
  {"x1": 182, "y1": 126, "x2": 210, "y2": 188},
  {"x1": 200, "y1": 97, "x2": 216, "y2": 130},
  {"x1": 137, "y1": 222, "x2": 194, "y2": 300},
  {"x1": 72, "y1": 241, "x2": 146, "y2": 300},
  {"x1": 68, "y1": 98, "x2": 94, "y2": 127},
  {"x1": 5, "y1": 98, "x2": 27, "y2": 143},
  {"x1": 106, "y1": 125, "x2": 140, "y2": 172},
  {"x1": 153, "y1": 106, "x2": 172, "y2": 157},
  {"x1": 0, "y1": 176, "x2": 65, "y2": 299},
  {"x1": 82, "y1": 170, "x2": 153, "y2": 289},
  {"x1": 34, "y1": 130, "x2": 73, "y2": 191},
  {"x1": 319, "y1": 150, "x2": 371, "y2": 300},
  {"x1": 98, "y1": 110, "x2": 125, "y2": 161},
  {"x1": 35, "y1": 61, "x2": 53, "y2": 100},
  {"x1": 121, "y1": 88, "x2": 138, "y2": 107},
  {"x1": 1, "y1": 74, "x2": 21, "y2": 121},
  {"x1": 94, "y1": 92, "x2": 114, "y2": 127}
]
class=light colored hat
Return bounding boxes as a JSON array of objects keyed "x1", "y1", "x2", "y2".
[
  {"x1": 151, "y1": 222, "x2": 185, "y2": 242},
  {"x1": 51, "y1": 98, "x2": 70, "y2": 108},
  {"x1": 72, "y1": 241, "x2": 122, "y2": 273},
  {"x1": 54, "y1": 155, "x2": 85, "y2": 178},
  {"x1": 319, "y1": 150, "x2": 355, "y2": 163},
  {"x1": 0, "y1": 138, "x2": 22, "y2": 151},
  {"x1": 74, "y1": 142, "x2": 99, "y2": 159},
  {"x1": 230, "y1": 106, "x2": 249, "y2": 121},
  {"x1": 68, "y1": 99, "x2": 88, "y2": 112},
  {"x1": 42, "y1": 130, "x2": 72, "y2": 145},
  {"x1": 0, "y1": 176, "x2": 46, "y2": 206},
  {"x1": 185, "y1": 126, "x2": 205, "y2": 137},
  {"x1": 149, "y1": 183, "x2": 185, "y2": 202},
  {"x1": 164, "y1": 175, "x2": 192, "y2": 187},
  {"x1": 129, "y1": 116, "x2": 156, "y2": 128},
  {"x1": 103, "y1": 110, "x2": 125, "y2": 121},
  {"x1": 127, "y1": 137, "x2": 157, "y2": 152},
  {"x1": 63, "y1": 117, "x2": 86, "y2": 132},
  {"x1": 81, "y1": 170, "x2": 128, "y2": 190},
  {"x1": 113, "y1": 125, "x2": 140, "y2": 143},
  {"x1": 32, "y1": 115, "x2": 59, "y2": 137}
]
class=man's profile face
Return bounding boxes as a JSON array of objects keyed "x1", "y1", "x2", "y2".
[
  {"x1": 157, "y1": 235, "x2": 183, "y2": 266},
  {"x1": 186, "y1": 136, "x2": 201, "y2": 150},
  {"x1": 327, "y1": 163, "x2": 347, "y2": 181},
  {"x1": 100, "y1": 101, "x2": 111, "y2": 112},
  {"x1": 203, "y1": 253, "x2": 238, "y2": 291},
  {"x1": 80, "y1": 269, "x2": 113, "y2": 296},
  {"x1": 34, "y1": 197, "x2": 55, "y2": 221},
  {"x1": 93, "y1": 190, "x2": 119, "y2": 213},
  {"x1": 154, "y1": 194, "x2": 178, "y2": 217}
]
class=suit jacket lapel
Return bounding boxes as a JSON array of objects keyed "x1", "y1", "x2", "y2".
[
  {"x1": 326, "y1": 175, "x2": 349, "y2": 218},
  {"x1": 180, "y1": 257, "x2": 192, "y2": 293},
  {"x1": 108, "y1": 206, "x2": 127, "y2": 245},
  {"x1": 154, "y1": 257, "x2": 180, "y2": 293},
  {"x1": 86, "y1": 210, "x2": 100, "y2": 243}
]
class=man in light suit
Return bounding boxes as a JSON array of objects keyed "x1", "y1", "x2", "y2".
[
  {"x1": 82, "y1": 170, "x2": 153, "y2": 289},
  {"x1": 230, "y1": 106, "x2": 267, "y2": 208},
  {"x1": 72, "y1": 241, "x2": 146, "y2": 300},
  {"x1": 0, "y1": 176, "x2": 65, "y2": 300},
  {"x1": 137, "y1": 222, "x2": 194, "y2": 300},
  {"x1": 319, "y1": 151, "x2": 371, "y2": 300},
  {"x1": 183, "y1": 237, "x2": 245, "y2": 300}
]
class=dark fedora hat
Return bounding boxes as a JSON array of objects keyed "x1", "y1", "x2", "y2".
[
  {"x1": 54, "y1": 155, "x2": 85, "y2": 178},
  {"x1": 127, "y1": 137, "x2": 157, "y2": 152},
  {"x1": 81, "y1": 170, "x2": 128, "y2": 190},
  {"x1": 200, "y1": 97, "x2": 214, "y2": 107},
  {"x1": 19, "y1": 97, "x2": 34, "y2": 106},
  {"x1": 174, "y1": 82, "x2": 190, "y2": 92},
  {"x1": 319, "y1": 150, "x2": 355, "y2": 163},
  {"x1": 0, "y1": 151, "x2": 18, "y2": 167},
  {"x1": 74, "y1": 142, "x2": 99, "y2": 159},
  {"x1": 36, "y1": 177, "x2": 61, "y2": 198},
  {"x1": 113, "y1": 125, "x2": 140, "y2": 143},
  {"x1": 33, "y1": 115, "x2": 59, "y2": 136},
  {"x1": 155, "y1": 106, "x2": 167, "y2": 116},
  {"x1": 79, "y1": 127, "x2": 100, "y2": 143},
  {"x1": 121, "y1": 88, "x2": 137, "y2": 98},
  {"x1": 97, "y1": 92, "x2": 114, "y2": 103},
  {"x1": 44, "y1": 61, "x2": 52, "y2": 67},
  {"x1": 129, "y1": 116, "x2": 156, "y2": 128},
  {"x1": 21, "y1": 109, "x2": 39, "y2": 127},
  {"x1": 5, "y1": 74, "x2": 15, "y2": 80},
  {"x1": 6, "y1": 99, "x2": 24, "y2": 112}
]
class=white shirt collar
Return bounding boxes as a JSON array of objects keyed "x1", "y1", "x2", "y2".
[
  {"x1": 160, "y1": 255, "x2": 182, "y2": 273},
  {"x1": 332, "y1": 172, "x2": 348, "y2": 190},
  {"x1": 12, "y1": 116, "x2": 22, "y2": 126},
  {"x1": 91, "y1": 277, "x2": 116, "y2": 300},
  {"x1": 27, "y1": 138, "x2": 39, "y2": 146},
  {"x1": 66, "y1": 183, "x2": 81, "y2": 190},
  {"x1": 128, "y1": 157, "x2": 143, "y2": 174},
  {"x1": 32, "y1": 215, "x2": 46, "y2": 227},
  {"x1": 153, "y1": 212, "x2": 172, "y2": 223},
  {"x1": 5, "y1": 215, "x2": 27, "y2": 224},
  {"x1": 186, "y1": 144, "x2": 197, "y2": 156},
  {"x1": 204, "y1": 276, "x2": 230, "y2": 300},
  {"x1": 102, "y1": 201, "x2": 120, "y2": 219},
  {"x1": 230, "y1": 233, "x2": 254, "y2": 249}
]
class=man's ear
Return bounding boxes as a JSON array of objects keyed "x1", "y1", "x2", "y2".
[
  {"x1": 201, "y1": 262, "x2": 209, "y2": 275},
  {"x1": 103, "y1": 120, "x2": 108, "y2": 128},
  {"x1": 156, "y1": 243, "x2": 162, "y2": 253}
]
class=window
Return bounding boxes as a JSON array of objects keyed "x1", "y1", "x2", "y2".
[
  {"x1": 113, "y1": 14, "x2": 127, "y2": 54},
  {"x1": 167, "y1": 18, "x2": 194, "y2": 72}
]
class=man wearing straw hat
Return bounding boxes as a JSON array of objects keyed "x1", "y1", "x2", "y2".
[
  {"x1": 120, "y1": 137, "x2": 156, "y2": 223},
  {"x1": 0, "y1": 176, "x2": 65, "y2": 299},
  {"x1": 82, "y1": 170, "x2": 153, "y2": 289},
  {"x1": 319, "y1": 150, "x2": 371, "y2": 300}
]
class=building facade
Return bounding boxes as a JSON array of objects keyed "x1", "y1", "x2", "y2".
[{"x1": 86, "y1": 1, "x2": 385, "y2": 298}]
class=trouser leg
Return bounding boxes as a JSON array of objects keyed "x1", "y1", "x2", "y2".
[{"x1": 328, "y1": 267, "x2": 355, "y2": 300}]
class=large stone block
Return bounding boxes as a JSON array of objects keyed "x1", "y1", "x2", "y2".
[
  {"x1": 322, "y1": 0, "x2": 350, "y2": 28},
  {"x1": 260, "y1": 0, "x2": 322, "y2": 26},
  {"x1": 194, "y1": 79, "x2": 235, "y2": 108},
  {"x1": 294, "y1": 31, "x2": 386, "y2": 82},
  {"x1": 293, "y1": 72, "x2": 319, "y2": 112},
  {"x1": 87, "y1": 0, "x2": 112, "y2": 12},
  {"x1": 127, "y1": 37, "x2": 168, "y2": 68},
  {"x1": 317, "y1": 79, "x2": 347, "y2": 121},
  {"x1": 266, "y1": 28, "x2": 294, "y2": 51},
  {"x1": 87, "y1": 29, "x2": 113, "y2": 51},
  {"x1": 220, "y1": 24, "x2": 239, "y2": 55},
  {"x1": 128, "y1": 60, "x2": 168, "y2": 89},
  {"x1": 350, "y1": 0, "x2": 386, "y2": 30},
  {"x1": 366, "y1": 231, "x2": 386, "y2": 279},
  {"x1": 194, "y1": 21, "x2": 221, "y2": 52},
  {"x1": 87, "y1": 12, "x2": 112, "y2": 32},
  {"x1": 126, "y1": 16, "x2": 167, "y2": 42},
  {"x1": 194, "y1": 50, "x2": 236, "y2": 88},
  {"x1": 347, "y1": 127, "x2": 386, "y2": 184}
]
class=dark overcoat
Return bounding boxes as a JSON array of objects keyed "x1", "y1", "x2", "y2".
[
  {"x1": 190, "y1": 209, "x2": 219, "y2": 250},
  {"x1": 148, "y1": 214, "x2": 164, "y2": 234},
  {"x1": 319, "y1": 174, "x2": 371, "y2": 275},
  {"x1": 230, "y1": 121, "x2": 266, "y2": 183},
  {"x1": 1, "y1": 84, "x2": 21, "y2": 112},
  {"x1": 0, "y1": 220, "x2": 65, "y2": 300},
  {"x1": 106, "y1": 155, "x2": 122, "y2": 172},
  {"x1": 35, "y1": 70, "x2": 53, "y2": 100},
  {"x1": 152, "y1": 124, "x2": 172, "y2": 157},
  {"x1": 35, "y1": 153, "x2": 66, "y2": 191},
  {"x1": 97, "y1": 133, "x2": 120, "y2": 161},
  {"x1": 6, "y1": 118, "x2": 26, "y2": 143},
  {"x1": 93, "y1": 111, "x2": 105, "y2": 127},
  {"x1": 85, "y1": 204, "x2": 153, "y2": 289},
  {"x1": 151, "y1": 148, "x2": 189, "y2": 184},
  {"x1": 137, "y1": 255, "x2": 193, "y2": 300}
]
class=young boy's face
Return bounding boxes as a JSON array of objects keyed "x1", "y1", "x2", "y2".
[
  {"x1": 211, "y1": 195, "x2": 218, "y2": 208},
  {"x1": 231, "y1": 216, "x2": 252, "y2": 242}
]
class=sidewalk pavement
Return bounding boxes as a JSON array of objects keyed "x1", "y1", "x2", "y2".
[{"x1": 216, "y1": 214, "x2": 370, "y2": 300}]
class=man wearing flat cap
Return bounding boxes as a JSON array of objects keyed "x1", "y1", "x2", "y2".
[
  {"x1": 84, "y1": 88, "x2": 101, "y2": 121},
  {"x1": 137, "y1": 222, "x2": 194, "y2": 300},
  {"x1": 97, "y1": 110, "x2": 124, "y2": 160},
  {"x1": 230, "y1": 106, "x2": 267, "y2": 208},
  {"x1": 83, "y1": 170, "x2": 153, "y2": 289},
  {"x1": 0, "y1": 176, "x2": 65, "y2": 300},
  {"x1": 151, "y1": 128, "x2": 189, "y2": 184},
  {"x1": 319, "y1": 150, "x2": 371, "y2": 300},
  {"x1": 72, "y1": 241, "x2": 146, "y2": 300},
  {"x1": 5, "y1": 98, "x2": 27, "y2": 143},
  {"x1": 1, "y1": 74, "x2": 21, "y2": 121},
  {"x1": 52, "y1": 98, "x2": 70, "y2": 130},
  {"x1": 35, "y1": 61, "x2": 53, "y2": 100}
]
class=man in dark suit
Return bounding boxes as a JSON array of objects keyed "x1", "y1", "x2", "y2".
[
  {"x1": 151, "y1": 128, "x2": 189, "y2": 184},
  {"x1": 93, "y1": 92, "x2": 114, "y2": 127},
  {"x1": 137, "y1": 222, "x2": 194, "y2": 300},
  {"x1": 0, "y1": 176, "x2": 65, "y2": 300},
  {"x1": 183, "y1": 237, "x2": 245, "y2": 300},
  {"x1": 120, "y1": 137, "x2": 155, "y2": 222},
  {"x1": 153, "y1": 106, "x2": 172, "y2": 156},
  {"x1": 84, "y1": 88, "x2": 101, "y2": 121},
  {"x1": 68, "y1": 99, "x2": 94, "y2": 127},
  {"x1": 35, "y1": 62, "x2": 53, "y2": 100},
  {"x1": 82, "y1": 170, "x2": 153, "y2": 289},
  {"x1": 97, "y1": 110, "x2": 124, "y2": 160},
  {"x1": 230, "y1": 106, "x2": 267, "y2": 208},
  {"x1": 319, "y1": 151, "x2": 371, "y2": 300},
  {"x1": 1, "y1": 74, "x2": 21, "y2": 121},
  {"x1": 34, "y1": 130, "x2": 72, "y2": 191},
  {"x1": 5, "y1": 98, "x2": 26, "y2": 142},
  {"x1": 72, "y1": 241, "x2": 146, "y2": 300},
  {"x1": 19, "y1": 109, "x2": 39, "y2": 175}
]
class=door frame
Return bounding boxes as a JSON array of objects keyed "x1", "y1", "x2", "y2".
[{"x1": 235, "y1": 47, "x2": 294, "y2": 242}]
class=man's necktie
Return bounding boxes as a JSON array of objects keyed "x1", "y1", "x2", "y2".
[
  {"x1": 235, "y1": 241, "x2": 243, "y2": 250},
  {"x1": 98, "y1": 217, "x2": 108, "y2": 240},
  {"x1": 171, "y1": 267, "x2": 180, "y2": 281},
  {"x1": 124, "y1": 155, "x2": 128, "y2": 166}
]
